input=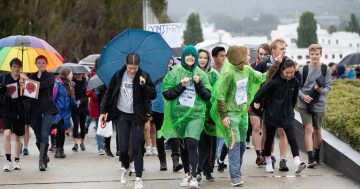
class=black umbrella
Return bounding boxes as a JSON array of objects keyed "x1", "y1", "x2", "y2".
[{"x1": 339, "y1": 53, "x2": 360, "y2": 66}]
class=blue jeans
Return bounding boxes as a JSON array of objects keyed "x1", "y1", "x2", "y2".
[
  {"x1": 216, "y1": 137, "x2": 225, "y2": 159},
  {"x1": 30, "y1": 112, "x2": 53, "y2": 144},
  {"x1": 93, "y1": 119, "x2": 104, "y2": 150},
  {"x1": 228, "y1": 141, "x2": 246, "y2": 183}
]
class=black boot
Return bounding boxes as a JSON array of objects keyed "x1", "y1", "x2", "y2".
[
  {"x1": 55, "y1": 147, "x2": 65, "y2": 158},
  {"x1": 60, "y1": 148, "x2": 66, "y2": 158},
  {"x1": 159, "y1": 155, "x2": 167, "y2": 171},
  {"x1": 44, "y1": 143, "x2": 49, "y2": 168},
  {"x1": 39, "y1": 143, "x2": 47, "y2": 171},
  {"x1": 172, "y1": 155, "x2": 183, "y2": 172}
]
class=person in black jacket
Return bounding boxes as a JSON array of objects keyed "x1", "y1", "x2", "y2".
[
  {"x1": 99, "y1": 53, "x2": 156, "y2": 189},
  {"x1": 0, "y1": 58, "x2": 27, "y2": 171},
  {"x1": 71, "y1": 73, "x2": 89, "y2": 151},
  {"x1": 27, "y1": 55, "x2": 58, "y2": 171},
  {"x1": 253, "y1": 59, "x2": 306, "y2": 174}
]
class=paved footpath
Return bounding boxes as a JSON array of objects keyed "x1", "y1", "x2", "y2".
[{"x1": 0, "y1": 126, "x2": 359, "y2": 189}]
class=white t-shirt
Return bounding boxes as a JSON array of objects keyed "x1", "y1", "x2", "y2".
[{"x1": 117, "y1": 71, "x2": 134, "y2": 113}]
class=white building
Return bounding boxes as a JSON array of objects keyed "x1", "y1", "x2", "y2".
[{"x1": 271, "y1": 23, "x2": 360, "y2": 65}]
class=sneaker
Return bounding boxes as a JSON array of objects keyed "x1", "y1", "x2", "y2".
[
  {"x1": 134, "y1": 178, "x2": 143, "y2": 189},
  {"x1": 189, "y1": 177, "x2": 199, "y2": 189},
  {"x1": 217, "y1": 159, "x2": 227, "y2": 173},
  {"x1": 265, "y1": 163, "x2": 274, "y2": 173},
  {"x1": 179, "y1": 173, "x2": 191, "y2": 187},
  {"x1": 231, "y1": 180, "x2": 244, "y2": 187},
  {"x1": 3, "y1": 161, "x2": 13, "y2": 172},
  {"x1": 105, "y1": 149, "x2": 114, "y2": 157},
  {"x1": 120, "y1": 168, "x2": 129, "y2": 184},
  {"x1": 23, "y1": 148, "x2": 29, "y2": 156},
  {"x1": 204, "y1": 173, "x2": 215, "y2": 182},
  {"x1": 308, "y1": 159, "x2": 317, "y2": 168},
  {"x1": 72, "y1": 144, "x2": 79, "y2": 152},
  {"x1": 80, "y1": 143, "x2": 86, "y2": 151},
  {"x1": 130, "y1": 162, "x2": 136, "y2": 176},
  {"x1": 116, "y1": 151, "x2": 120, "y2": 156},
  {"x1": 196, "y1": 173, "x2": 202, "y2": 183},
  {"x1": 13, "y1": 161, "x2": 21, "y2": 170},
  {"x1": 98, "y1": 149, "x2": 105, "y2": 155},
  {"x1": 255, "y1": 156, "x2": 265, "y2": 167},
  {"x1": 279, "y1": 159, "x2": 289, "y2": 172},
  {"x1": 151, "y1": 147, "x2": 158, "y2": 156},
  {"x1": 145, "y1": 146, "x2": 152, "y2": 156},
  {"x1": 246, "y1": 142, "x2": 251, "y2": 149},
  {"x1": 295, "y1": 162, "x2": 306, "y2": 174},
  {"x1": 271, "y1": 156, "x2": 276, "y2": 169}
]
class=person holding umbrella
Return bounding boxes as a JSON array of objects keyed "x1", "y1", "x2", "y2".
[
  {"x1": 159, "y1": 45, "x2": 212, "y2": 188},
  {"x1": 27, "y1": 55, "x2": 58, "y2": 171},
  {"x1": 99, "y1": 53, "x2": 156, "y2": 189}
]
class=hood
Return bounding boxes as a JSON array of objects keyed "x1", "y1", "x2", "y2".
[
  {"x1": 227, "y1": 45, "x2": 248, "y2": 69},
  {"x1": 181, "y1": 45, "x2": 198, "y2": 72}
]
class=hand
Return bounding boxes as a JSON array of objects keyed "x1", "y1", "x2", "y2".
[
  {"x1": 222, "y1": 117, "x2": 230, "y2": 129},
  {"x1": 19, "y1": 73, "x2": 28, "y2": 80},
  {"x1": 314, "y1": 84, "x2": 323, "y2": 93},
  {"x1": 77, "y1": 100, "x2": 81, "y2": 108},
  {"x1": 274, "y1": 54, "x2": 283, "y2": 64},
  {"x1": 99, "y1": 114, "x2": 106, "y2": 125},
  {"x1": 193, "y1": 75, "x2": 200, "y2": 84},
  {"x1": 303, "y1": 95, "x2": 313, "y2": 104},
  {"x1": 253, "y1": 103, "x2": 260, "y2": 109},
  {"x1": 139, "y1": 76, "x2": 146, "y2": 85},
  {"x1": 181, "y1": 77, "x2": 191, "y2": 86}
]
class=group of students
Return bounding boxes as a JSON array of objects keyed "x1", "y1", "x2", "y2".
[{"x1": 0, "y1": 38, "x2": 332, "y2": 189}]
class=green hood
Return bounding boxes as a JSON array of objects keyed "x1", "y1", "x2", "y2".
[{"x1": 181, "y1": 45, "x2": 198, "y2": 72}]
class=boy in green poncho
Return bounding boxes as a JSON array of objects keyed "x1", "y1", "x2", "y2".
[
  {"x1": 210, "y1": 46, "x2": 268, "y2": 186},
  {"x1": 196, "y1": 49, "x2": 219, "y2": 181},
  {"x1": 158, "y1": 45, "x2": 212, "y2": 188}
]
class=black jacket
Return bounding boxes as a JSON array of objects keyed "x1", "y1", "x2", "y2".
[
  {"x1": 253, "y1": 74, "x2": 299, "y2": 129},
  {"x1": 0, "y1": 74, "x2": 25, "y2": 119},
  {"x1": 72, "y1": 77, "x2": 89, "y2": 114},
  {"x1": 28, "y1": 71, "x2": 58, "y2": 115},
  {"x1": 100, "y1": 66, "x2": 156, "y2": 123}
]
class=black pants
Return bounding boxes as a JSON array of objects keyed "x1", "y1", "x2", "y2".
[
  {"x1": 246, "y1": 115, "x2": 252, "y2": 143},
  {"x1": 264, "y1": 125, "x2": 299, "y2": 157},
  {"x1": 219, "y1": 143, "x2": 228, "y2": 161},
  {"x1": 117, "y1": 110, "x2": 144, "y2": 177},
  {"x1": 55, "y1": 120, "x2": 65, "y2": 148},
  {"x1": 198, "y1": 131, "x2": 216, "y2": 175},
  {"x1": 180, "y1": 138, "x2": 199, "y2": 177},
  {"x1": 153, "y1": 111, "x2": 180, "y2": 159},
  {"x1": 72, "y1": 111, "x2": 87, "y2": 139}
]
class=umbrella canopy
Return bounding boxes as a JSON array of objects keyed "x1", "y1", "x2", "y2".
[
  {"x1": 86, "y1": 75, "x2": 104, "y2": 90},
  {"x1": 97, "y1": 29, "x2": 173, "y2": 86},
  {"x1": 0, "y1": 35, "x2": 63, "y2": 73},
  {"x1": 339, "y1": 53, "x2": 360, "y2": 66},
  {"x1": 51, "y1": 63, "x2": 90, "y2": 74},
  {"x1": 79, "y1": 54, "x2": 100, "y2": 68},
  {"x1": 0, "y1": 46, "x2": 64, "y2": 73}
]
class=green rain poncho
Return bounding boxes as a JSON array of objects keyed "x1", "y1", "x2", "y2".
[
  {"x1": 210, "y1": 60, "x2": 267, "y2": 147},
  {"x1": 158, "y1": 64, "x2": 212, "y2": 141}
]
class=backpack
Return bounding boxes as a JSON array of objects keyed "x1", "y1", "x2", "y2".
[{"x1": 302, "y1": 64, "x2": 327, "y2": 87}]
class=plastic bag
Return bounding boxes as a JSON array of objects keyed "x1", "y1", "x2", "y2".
[{"x1": 96, "y1": 121, "x2": 113, "y2": 137}]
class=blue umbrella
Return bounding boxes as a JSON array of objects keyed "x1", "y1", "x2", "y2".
[{"x1": 97, "y1": 29, "x2": 173, "y2": 86}]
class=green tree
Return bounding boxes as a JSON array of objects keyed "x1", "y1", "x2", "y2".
[
  {"x1": 328, "y1": 25, "x2": 337, "y2": 34},
  {"x1": 297, "y1": 12, "x2": 318, "y2": 48},
  {"x1": 183, "y1": 13, "x2": 203, "y2": 45},
  {"x1": 346, "y1": 13, "x2": 359, "y2": 34}
]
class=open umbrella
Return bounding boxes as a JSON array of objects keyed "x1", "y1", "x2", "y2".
[
  {"x1": 79, "y1": 54, "x2": 100, "y2": 68},
  {"x1": 86, "y1": 75, "x2": 104, "y2": 90},
  {"x1": 0, "y1": 35, "x2": 63, "y2": 73},
  {"x1": 97, "y1": 29, "x2": 173, "y2": 86},
  {"x1": 339, "y1": 53, "x2": 360, "y2": 66},
  {"x1": 51, "y1": 63, "x2": 90, "y2": 74}
]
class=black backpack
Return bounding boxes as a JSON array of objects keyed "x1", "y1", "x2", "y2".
[{"x1": 302, "y1": 64, "x2": 327, "y2": 87}]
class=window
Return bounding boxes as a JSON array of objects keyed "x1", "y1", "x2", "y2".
[
  {"x1": 328, "y1": 40, "x2": 331, "y2": 45},
  {"x1": 306, "y1": 55, "x2": 310, "y2": 59},
  {"x1": 332, "y1": 54, "x2": 335, "y2": 59},
  {"x1": 325, "y1": 54, "x2": 328, "y2": 59},
  {"x1": 336, "y1": 39, "x2": 338, "y2": 44},
  {"x1": 350, "y1": 43, "x2": 353, "y2": 47},
  {"x1": 340, "y1": 54, "x2": 343, "y2": 59},
  {"x1": 297, "y1": 55, "x2": 302, "y2": 60},
  {"x1": 357, "y1": 43, "x2": 360, "y2": 47},
  {"x1": 291, "y1": 38, "x2": 296, "y2": 43}
]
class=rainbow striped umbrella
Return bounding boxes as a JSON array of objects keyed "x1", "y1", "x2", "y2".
[{"x1": 0, "y1": 35, "x2": 63, "y2": 73}]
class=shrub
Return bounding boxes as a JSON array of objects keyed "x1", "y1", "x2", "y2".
[{"x1": 323, "y1": 79, "x2": 360, "y2": 152}]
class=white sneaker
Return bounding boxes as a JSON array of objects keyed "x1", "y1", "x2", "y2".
[
  {"x1": 130, "y1": 162, "x2": 136, "y2": 175},
  {"x1": 98, "y1": 149, "x2": 105, "y2": 155},
  {"x1": 151, "y1": 147, "x2": 158, "y2": 156},
  {"x1": 134, "y1": 178, "x2": 143, "y2": 189},
  {"x1": 266, "y1": 163, "x2": 274, "y2": 173},
  {"x1": 13, "y1": 161, "x2": 21, "y2": 170},
  {"x1": 295, "y1": 162, "x2": 306, "y2": 174},
  {"x1": 179, "y1": 173, "x2": 191, "y2": 187},
  {"x1": 120, "y1": 168, "x2": 129, "y2": 184},
  {"x1": 145, "y1": 146, "x2": 152, "y2": 156},
  {"x1": 3, "y1": 161, "x2": 13, "y2": 172},
  {"x1": 231, "y1": 180, "x2": 244, "y2": 187},
  {"x1": 189, "y1": 177, "x2": 199, "y2": 189}
]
